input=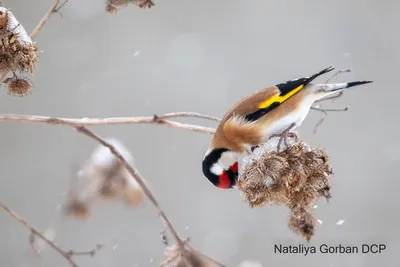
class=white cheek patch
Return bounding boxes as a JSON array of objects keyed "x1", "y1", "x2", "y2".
[
  {"x1": 210, "y1": 164, "x2": 224, "y2": 175},
  {"x1": 219, "y1": 151, "x2": 238, "y2": 167}
]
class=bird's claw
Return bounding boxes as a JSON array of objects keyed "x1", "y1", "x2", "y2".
[{"x1": 269, "y1": 123, "x2": 297, "y2": 152}]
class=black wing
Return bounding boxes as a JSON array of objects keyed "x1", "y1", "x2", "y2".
[{"x1": 244, "y1": 66, "x2": 334, "y2": 122}]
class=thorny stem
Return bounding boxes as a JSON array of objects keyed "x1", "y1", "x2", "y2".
[
  {"x1": 0, "y1": 201, "x2": 79, "y2": 267},
  {"x1": 0, "y1": 112, "x2": 217, "y2": 134},
  {"x1": 30, "y1": 0, "x2": 68, "y2": 39}
]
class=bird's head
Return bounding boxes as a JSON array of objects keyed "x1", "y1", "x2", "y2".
[{"x1": 202, "y1": 148, "x2": 239, "y2": 189}]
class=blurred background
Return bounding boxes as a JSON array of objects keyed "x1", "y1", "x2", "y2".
[{"x1": 0, "y1": 0, "x2": 398, "y2": 266}]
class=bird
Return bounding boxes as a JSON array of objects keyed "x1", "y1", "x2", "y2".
[{"x1": 202, "y1": 66, "x2": 372, "y2": 190}]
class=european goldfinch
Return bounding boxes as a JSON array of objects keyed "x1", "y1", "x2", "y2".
[{"x1": 202, "y1": 66, "x2": 372, "y2": 189}]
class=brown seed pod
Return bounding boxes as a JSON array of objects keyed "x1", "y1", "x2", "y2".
[
  {"x1": 238, "y1": 134, "x2": 333, "y2": 241},
  {"x1": 3, "y1": 75, "x2": 33, "y2": 97}
]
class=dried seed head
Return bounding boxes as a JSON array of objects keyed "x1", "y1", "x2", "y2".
[
  {"x1": 0, "y1": 8, "x2": 39, "y2": 77},
  {"x1": 0, "y1": 8, "x2": 8, "y2": 32},
  {"x1": 238, "y1": 134, "x2": 332, "y2": 241},
  {"x1": 105, "y1": 0, "x2": 154, "y2": 13},
  {"x1": 288, "y1": 208, "x2": 317, "y2": 242},
  {"x1": 3, "y1": 76, "x2": 33, "y2": 97},
  {"x1": 105, "y1": 0, "x2": 128, "y2": 13},
  {"x1": 132, "y1": 0, "x2": 155, "y2": 8}
]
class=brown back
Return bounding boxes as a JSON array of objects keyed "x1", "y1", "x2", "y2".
[{"x1": 211, "y1": 85, "x2": 280, "y2": 151}]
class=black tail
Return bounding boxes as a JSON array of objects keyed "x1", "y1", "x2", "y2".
[
  {"x1": 305, "y1": 66, "x2": 335, "y2": 85},
  {"x1": 346, "y1": 81, "x2": 374, "y2": 88},
  {"x1": 276, "y1": 66, "x2": 335, "y2": 96}
]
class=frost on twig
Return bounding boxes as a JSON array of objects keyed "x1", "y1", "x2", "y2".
[
  {"x1": 237, "y1": 133, "x2": 333, "y2": 241},
  {"x1": 64, "y1": 137, "x2": 144, "y2": 219},
  {"x1": 0, "y1": 6, "x2": 38, "y2": 96},
  {"x1": 105, "y1": 0, "x2": 155, "y2": 13}
]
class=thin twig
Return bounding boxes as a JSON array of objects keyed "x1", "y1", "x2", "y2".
[
  {"x1": 187, "y1": 244, "x2": 227, "y2": 267},
  {"x1": 30, "y1": 0, "x2": 67, "y2": 39},
  {"x1": 0, "y1": 202, "x2": 79, "y2": 267},
  {"x1": 156, "y1": 112, "x2": 221, "y2": 122},
  {"x1": 0, "y1": 112, "x2": 217, "y2": 134},
  {"x1": 75, "y1": 126, "x2": 185, "y2": 249}
]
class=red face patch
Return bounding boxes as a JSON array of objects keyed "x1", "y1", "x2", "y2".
[
  {"x1": 218, "y1": 172, "x2": 231, "y2": 189},
  {"x1": 217, "y1": 162, "x2": 239, "y2": 189},
  {"x1": 230, "y1": 162, "x2": 238, "y2": 173}
]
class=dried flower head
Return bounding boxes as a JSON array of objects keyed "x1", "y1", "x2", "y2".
[
  {"x1": 237, "y1": 133, "x2": 333, "y2": 241},
  {"x1": 0, "y1": 7, "x2": 39, "y2": 75},
  {"x1": 65, "y1": 138, "x2": 143, "y2": 219},
  {"x1": 161, "y1": 243, "x2": 212, "y2": 267},
  {"x1": 0, "y1": 8, "x2": 8, "y2": 32},
  {"x1": 3, "y1": 75, "x2": 33, "y2": 97},
  {"x1": 105, "y1": 0, "x2": 154, "y2": 13}
]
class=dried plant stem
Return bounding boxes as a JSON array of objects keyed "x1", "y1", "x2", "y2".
[
  {"x1": 75, "y1": 126, "x2": 185, "y2": 247},
  {"x1": 0, "y1": 201, "x2": 79, "y2": 267},
  {"x1": 30, "y1": 0, "x2": 66, "y2": 39},
  {"x1": 186, "y1": 244, "x2": 227, "y2": 267},
  {"x1": 0, "y1": 113, "x2": 217, "y2": 134}
]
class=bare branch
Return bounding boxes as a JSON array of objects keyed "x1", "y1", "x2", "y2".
[
  {"x1": 0, "y1": 112, "x2": 217, "y2": 134},
  {"x1": 156, "y1": 112, "x2": 221, "y2": 122},
  {"x1": 30, "y1": 0, "x2": 68, "y2": 39},
  {"x1": 0, "y1": 201, "x2": 79, "y2": 267},
  {"x1": 75, "y1": 126, "x2": 185, "y2": 248},
  {"x1": 67, "y1": 243, "x2": 103, "y2": 258}
]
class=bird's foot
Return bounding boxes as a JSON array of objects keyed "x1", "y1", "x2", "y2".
[
  {"x1": 269, "y1": 123, "x2": 297, "y2": 152},
  {"x1": 324, "y1": 68, "x2": 352, "y2": 84}
]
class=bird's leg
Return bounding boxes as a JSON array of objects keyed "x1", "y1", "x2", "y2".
[
  {"x1": 311, "y1": 106, "x2": 349, "y2": 113},
  {"x1": 324, "y1": 68, "x2": 352, "y2": 84},
  {"x1": 269, "y1": 123, "x2": 297, "y2": 152},
  {"x1": 315, "y1": 91, "x2": 344, "y2": 103},
  {"x1": 311, "y1": 105, "x2": 349, "y2": 134}
]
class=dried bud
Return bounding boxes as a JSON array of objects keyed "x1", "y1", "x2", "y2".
[
  {"x1": 237, "y1": 134, "x2": 333, "y2": 241},
  {"x1": 3, "y1": 76, "x2": 33, "y2": 97}
]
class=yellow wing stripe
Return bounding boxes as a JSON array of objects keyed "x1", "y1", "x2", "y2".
[{"x1": 258, "y1": 84, "x2": 304, "y2": 109}]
